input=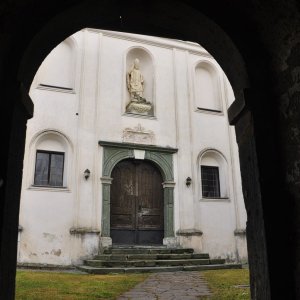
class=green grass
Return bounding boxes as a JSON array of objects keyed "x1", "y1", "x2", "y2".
[
  {"x1": 201, "y1": 269, "x2": 250, "y2": 300},
  {"x1": 16, "y1": 268, "x2": 250, "y2": 300},
  {"x1": 16, "y1": 270, "x2": 148, "y2": 300}
]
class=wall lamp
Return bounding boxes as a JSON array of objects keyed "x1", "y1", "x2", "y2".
[
  {"x1": 186, "y1": 177, "x2": 192, "y2": 187},
  {"x1": 84, "y1": 169, "x2": 91, "y2": 180}
]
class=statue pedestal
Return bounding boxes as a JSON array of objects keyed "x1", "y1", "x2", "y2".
[{"x1": 126, "y1": 101, "x2": 152, "y2": 115}]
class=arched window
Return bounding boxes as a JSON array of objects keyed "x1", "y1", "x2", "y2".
[
  {"x1": 198, "y1": 149, "x2": 228, "y2": 199},
  {"x1": 34, "y1": 37, "x2": 76, "y2": 91},
  {"x1": 29, "y1": 131, "x2": 72, "y2": 189},
  {"x1": 34, "y1": 150, "x2": 64, "y2": 187},
  {"x1": 194, "y1": 61, "x2": 221, "y2": 113}
]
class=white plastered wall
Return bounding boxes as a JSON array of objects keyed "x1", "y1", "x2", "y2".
[{"x1": 18, "y1": 28, "x2": 247, "y2": 265}]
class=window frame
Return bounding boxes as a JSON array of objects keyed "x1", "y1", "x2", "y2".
[
  {"x1": 201, "y1": 165, "x2": 221, "y2": 199},
  {"x1": 33, "y1": 150, "x2": 65, "y2": 188}
]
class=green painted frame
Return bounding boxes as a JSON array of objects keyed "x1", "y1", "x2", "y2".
[{"x1": 99, "y1": 141, "x2": 177, "y2": 240}]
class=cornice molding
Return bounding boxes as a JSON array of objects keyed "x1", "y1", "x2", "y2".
[{"x1": 99, "y1": 140, "x2": 178, "y2": 154}]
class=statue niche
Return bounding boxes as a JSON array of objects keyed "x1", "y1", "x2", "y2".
[{"x1": 126, "y1": 58, "x2": 153, "y2": 115}]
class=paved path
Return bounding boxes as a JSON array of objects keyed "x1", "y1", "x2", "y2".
[{"x1": 117, "y1": 271, "x2": 211, "y2": 299}]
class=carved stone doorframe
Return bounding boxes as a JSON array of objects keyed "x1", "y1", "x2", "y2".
[{"x1": 98, "y1": 141, "x2": 178, "y2": 250}]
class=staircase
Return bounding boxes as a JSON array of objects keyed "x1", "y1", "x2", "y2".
[{"x1": 77, "y1": 245, "x2": 242, "y2": 274}]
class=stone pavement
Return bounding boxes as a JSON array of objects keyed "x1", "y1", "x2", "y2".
[{"x1": 117, "y1": 271, "x2": 211, "y2": 299}]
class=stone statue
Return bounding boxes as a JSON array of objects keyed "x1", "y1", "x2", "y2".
[
  {"x1": 126, "y1": 58, "x2": 153, "y2": 115},
  {"x1": 127, "y1": 58, "x2": 144, "y2": 101}
]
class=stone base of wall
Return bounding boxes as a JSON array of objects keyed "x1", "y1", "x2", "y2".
[
  {"x1": 163, "y1": 237, "x2": 180, "y2": 248},
  {"x1": 176, "y1": 229, "x2": 203, "y2": 253},
  {"x1": 17, "y1": 262, "x2": 75, "y2": 270},
  {"x1": 234, "y1": 229, "x2": 248, "y2": 263},
  {"x1": 99, "y1": 237, "x2": 112, "y2": 253}
]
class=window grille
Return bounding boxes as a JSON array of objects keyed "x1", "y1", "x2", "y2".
[{"x1": 201, "y1": 166, "x2": 220, "y2": 198}]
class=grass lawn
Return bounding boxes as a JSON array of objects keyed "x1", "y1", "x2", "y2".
[
  {"x1": 201, "y1": 269, "x2": 250, "y2": 300},
  {"x1": 16, "y1": 270, "x2": 148, "y2": 300},
  {"x1": 16, "y1": 268, "x2": 250, "y2": 299}
]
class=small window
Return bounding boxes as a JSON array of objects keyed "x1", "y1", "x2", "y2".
[
  {"x1": 34, "y1": 150, "x2": 64, "y2": 187},
  {"x1": 201, "y1": 166, "x2": 220, "y2": 198}
]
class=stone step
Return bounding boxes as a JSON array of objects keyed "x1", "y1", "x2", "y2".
[
  {"x1": 104, "y1": 248, "x2": 194, "y2": 255},
  {"x1": 210, "y1": 258, "x2": 227, "y2": 264},
  {"x1": 93, "y1": 253, "x2": 210, "y2": 261},
  {"x1": 112, "y1": 245, "x2": 168, "y2": 249},
  {"x1": 84, "y1": 258, "x2": 214, "y2": 267},
  {"x1": 77, "y1": 263, "x2": 242, "y2": 274},
  {"x1": 78, "y1": 246, "x2": 232, "y2": 275}
]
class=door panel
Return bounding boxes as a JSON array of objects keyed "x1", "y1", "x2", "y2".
[
  {"x1": 110, "y1": 159, "x2": 164, "y2": 245},
  {"x1": 137, "y1": 163, "x2": 164, "y2": 231},
  {"x1": 110, "y1": 163, "x2": 136, "y2": 230}
]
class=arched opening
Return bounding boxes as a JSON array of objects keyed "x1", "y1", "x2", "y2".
[
  {"x1": 110, "y1": 159, "x2": 164, "y2": 245},
  {"x1": 99, "y1": 141, "x2": 176, "y2": 250},
  {"x1": 198, "y1": 149, "x2": 229, "y2": 199},
  {"x1": 4, "y1": 4, "x2": 253, "y2": 296},
  {"x1": 17, "y1": 25, "x2": 247, "y2": 287},
  {"x1": 25, "y1": 130, "x2": 73, "y2": 189},
  {"x1": 2, "y1": 1, "x2": 294, "y2": 299}
]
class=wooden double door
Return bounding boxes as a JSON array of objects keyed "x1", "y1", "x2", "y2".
[{"x1": 110, "y1": 159, "x2": 164, "y2": 245}]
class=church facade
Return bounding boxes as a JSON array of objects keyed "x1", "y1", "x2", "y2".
[{"x1": 18, "y1": 29, "x2": 247, "y2": 266}]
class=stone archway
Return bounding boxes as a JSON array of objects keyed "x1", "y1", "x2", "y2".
[
  {"x1": 0, "y1": 3, "x2": 258, "y2": 296},
  {"x1": 99, "y1": 141, "x2": 177, "y2": 250},
  {"x1": 3, "y1": 1, "x2": 298, "y2": 299}
]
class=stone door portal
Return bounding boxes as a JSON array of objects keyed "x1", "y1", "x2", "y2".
[{"x1": 110, "y1": 159, "x2": 164, "y2": 245}]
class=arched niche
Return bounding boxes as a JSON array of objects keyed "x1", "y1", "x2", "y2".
[
  {"x1": 33, "y1": 37, "x2": 77, "y2": 92},
  {"x1": 194, "y1": 61, "x2": 221, "y2": 113},
  {"x1": 198, "y1": 149, "x2": 229, "y2": 199},
  {"x1": 125, "y1": 47, "x2": 155, "y2": 116}
]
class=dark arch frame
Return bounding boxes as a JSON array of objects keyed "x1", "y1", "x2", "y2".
[
  {"x1": 18, "y1": 0, "x2": 249, "y2": 95},
  {"x1": 1, "y1": 1, "x2": 295, "y2": 299},
  {"x1": 2, "y1": 2, "x2": 256, "y2": 297}
]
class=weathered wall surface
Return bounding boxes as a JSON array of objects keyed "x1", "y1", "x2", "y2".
[{"x1": 18, "y1": 29, "x2": 247, "y2": 265}]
